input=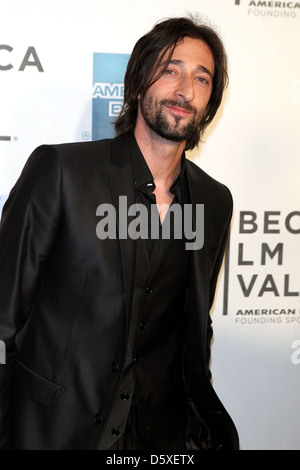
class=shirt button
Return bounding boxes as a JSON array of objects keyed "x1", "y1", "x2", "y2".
[
  {"x1": 139, "y1": 321, "x2": 146, "y2": 329},
  {"x1": 94, "y1": 414, "x2": 103, "y2": 424},
  {"x1": 134, "y1": 357, "x2": 139, "y2": 364},
  {"x1": 112, "y1": 362, "x2": 119, "y2": 372},
  {"x1": 111, "y1": 428, "x2": 120, "y2": 437},
  {"x1": 120, "y1": 393, "x2": 129, "y2": 401},
  {"x1": 145, "y1": 286, "x2": 153, "y2": 294}
]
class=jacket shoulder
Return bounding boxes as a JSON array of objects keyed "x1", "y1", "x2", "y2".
[{"x1": 22, "y1": 139, "x2": 113, "y2": 180}]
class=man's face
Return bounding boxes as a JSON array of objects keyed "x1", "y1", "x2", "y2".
[{"x1": 138, "y1": 37, "x2": 215, "y2": 143}]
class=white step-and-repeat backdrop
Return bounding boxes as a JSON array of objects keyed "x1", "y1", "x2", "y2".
[{"x1": 1, "y1": 0, "x2": 299, "y2": 450}]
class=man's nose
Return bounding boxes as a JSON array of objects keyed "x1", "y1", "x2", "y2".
[{"x1": 174, "y1": 74, "x2": 194, "y2": 102}]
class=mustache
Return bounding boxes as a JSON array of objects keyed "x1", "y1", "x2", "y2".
[{"x1": 160, "y1": 99, "x2": 197, "y2": 115}]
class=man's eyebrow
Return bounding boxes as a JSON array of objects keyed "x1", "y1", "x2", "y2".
[
  {"x1": 196, "y1": 65, "x2": 214, "y2": 79},
  {"x1": 161, "y1": 59, "x2": 214, "y2": 79}
]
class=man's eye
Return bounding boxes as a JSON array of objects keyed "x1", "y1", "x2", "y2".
[
  {"x1": 197, "y1": 77, "x2": 212, "y2": 86},
  {"x1": 196, "y1": 77, "x2": 208, "y2": 84},
  {"x1": 164, "y1": 69, "x2": 175, "y2": 75}
]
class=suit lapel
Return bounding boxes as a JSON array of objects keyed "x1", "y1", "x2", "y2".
[
  {"x1": 185, "y1": 162, "x2": 210, "y2": 363},
  {"x1": 108, "y1": 133, "x2": 137, "y2": 318}
]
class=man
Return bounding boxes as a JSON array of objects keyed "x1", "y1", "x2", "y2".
[{"x1": 0, "y1": 17, "x2": 239, "y2": 450}]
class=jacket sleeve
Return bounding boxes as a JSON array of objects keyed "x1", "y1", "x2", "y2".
[
  {"x1": 0, "y1": 145, "x2": 62, "y2": 448},
  {"x1": 200, "y1": 192, "x2": 239, "y2": 450},
  {"x1": 184, "y1": 185, "x2": 239, "y2": 450}
]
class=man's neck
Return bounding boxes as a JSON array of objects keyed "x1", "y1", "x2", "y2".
[{"x1": 134, "y1": 122, "x2": 185, "y2": 190}]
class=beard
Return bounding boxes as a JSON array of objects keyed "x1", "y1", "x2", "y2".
[{"x1": 140, "y1": 95, "x2": 202, "y2": 143}]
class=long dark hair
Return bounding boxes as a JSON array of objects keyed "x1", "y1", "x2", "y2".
[{"x1": 114, "y1": 16, "x2": 228, "y2": 150}]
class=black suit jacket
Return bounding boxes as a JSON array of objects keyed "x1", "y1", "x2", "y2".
[{"x1": 0, "y1": 132, "x2": 239, "y2": 449}]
